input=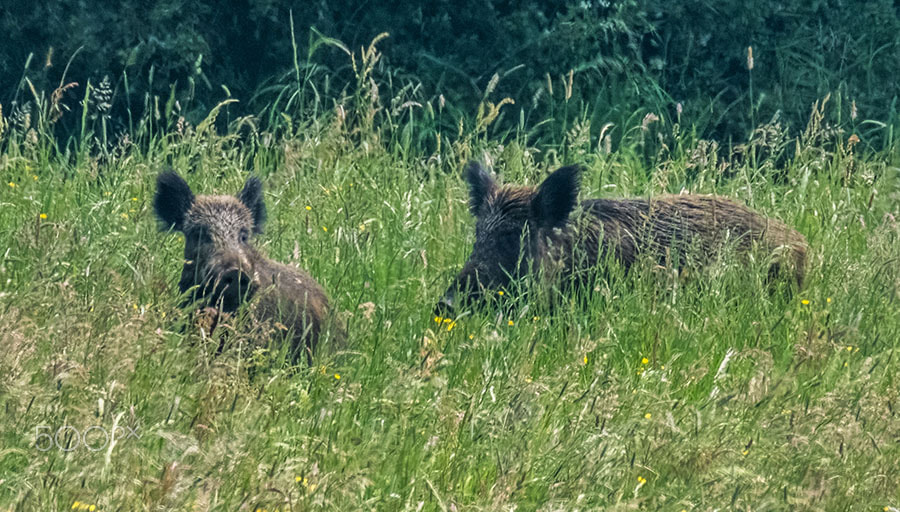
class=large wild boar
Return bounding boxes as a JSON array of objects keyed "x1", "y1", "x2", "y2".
[
  {"x1": 154, "y1": 170, "x2": 341, "y2": 363},
  {"x1": 437, "y1": 162, "x2": 807, "y2": 312}
]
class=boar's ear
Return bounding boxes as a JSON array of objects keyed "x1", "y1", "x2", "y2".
[
  {"x1": 237, "y1": 176, "x2": 267, "y2": 233},
  {"x1": 532, "y1": 165, "x2": 583, "y2": 228},
  {"x1": 154, "y1": 170, "x2": 195, "y2": 232},
  {"x1": 465, "y1": 161, "x2": 497, "y2": 216}
]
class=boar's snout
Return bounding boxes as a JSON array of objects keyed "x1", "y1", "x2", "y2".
[
  {"x1": 209, "y1": 267, "x2": 252, "y2": 313},
  {"x1": 435, "y1": 263, "x2": 487, "y2": 315},
  {"x1": 206, "y1": 252, "x2": 254, "y2": 312},
  {"x1": 435, "y1": 289, "x2": 456, "y2": 316}
]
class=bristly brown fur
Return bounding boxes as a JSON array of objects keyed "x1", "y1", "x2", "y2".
[
  {"x1": 486, "y1": 186, "x2": 536, "y2": 220},
  {"x1": 438, "y1": 163, "x2": 808, "y2": 313},
  {"x1": 155, "y1": 172, "x2": 343, "y2": 364}
]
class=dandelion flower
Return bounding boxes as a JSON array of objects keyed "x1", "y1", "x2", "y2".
[
  {"x1": 742, "y1": 449, "x2": 749, "y2": 456},
  {"x1": 8, "y1": 182, "x2": 15, "y2": 188},
  {"x1": 846, "y1": 346, "x2": 852, "y2": 352},
  {"x1": 305, "y1": 205, "x2": 312, "y2": 211},
  {"x1": 334, "y1": 373, "x2": 341, "y2": 380},
  {"x1": 583, "y1": 355, "x2": 588, "y2": 364},
  {"x1": 131, "y1": 197, "x2": 138, "y2": 201},
  {"x1": 641, "y1": 357, "x2": 649, "y2": 365},
  {"x1": 826, "y1": 297, "x2": 832, "y2": 303},
  {"x1": 507, "y1": 320, "x2": 514, "y2": 326},
  {"x1": 800, "y1": 299, "x2": 810, "y2": 305},
  {"x1": 322, "y1": 226, "x2": 328, "y2": 232},
  {"x1": 497, "y1": 290, "x2": 504, "y2": 296},
  {"x1": 39, "y1": 213, "x2": 47, "y2": 219},
  {"x1": 468, "y1": 334, "x2": 474, "y2": 340},
  {"x1": 644, "y1": 413, "x2": 651, "y2": 419}
]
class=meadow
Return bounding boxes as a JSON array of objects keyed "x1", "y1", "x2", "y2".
[{"x1": 1, "y1": 41, "x2": 899, "y2": 511}]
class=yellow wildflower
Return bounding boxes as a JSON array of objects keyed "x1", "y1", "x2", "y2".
[
  {"x1": 131, "y1": 197, "x2": 138, "y2": 201},
  {"x1": 322, "y1": 226, "x2": 328, "y2": 232},
  {"x1": 826, "y1": 297, "x2": 832, "y2": 303},
  {"x1": 644, "y1": 413, "x2": 651, "y2": 419},
  {"x1": 305, "y1": 205, "x2": 312, "y2": 211},
  {"x1": 7, "y1": 182, "x2": 15, "y2": 188},
  {"x1": 334, "y1": 373, "x2": 341, "y2": 380},
  {"x1": 583, "y1": 355, "x2": 588, "y2": 364},
  {"x1": 39, "y1": 213, "x2": 47, "y2": 219},
  {"x1": 641, "y1": 357, "x2": 649, "y2": 365},
  {"x1": 800, "y1": 299, "x2": 810, "y2": 305},
  {"x1": 507, "y1": 320, "x2": 514, "y2": 326},
  {"x1": 120, "y1": 213, "x2": 129, "y2": 219},
  {"x1": 497, "y1": 290, "x2": 504, "y2": 296}
]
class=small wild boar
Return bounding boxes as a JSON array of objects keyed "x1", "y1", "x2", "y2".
[
  {"x1": 437, "y1": 162, "x2": 807, "y2": 312},
  {"x1": 154, "y1": 170, "x2": 341, "y2": 363}
]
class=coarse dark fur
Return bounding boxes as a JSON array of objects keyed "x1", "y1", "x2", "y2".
[
  {"x1": 437, "y1": 162, "x2": 808, "y2": 312},
  {"x1": 154, "y1": 170, "x2": 342, "y2": 363}
]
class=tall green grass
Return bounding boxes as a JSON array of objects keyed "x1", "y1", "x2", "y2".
[{"x1": 1, "y1": 37, "x2": 899, "y2": 511}]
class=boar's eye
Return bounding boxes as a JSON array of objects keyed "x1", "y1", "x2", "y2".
[{"x1": 239, "y1": 229, "x2": 250, "y2": 244}]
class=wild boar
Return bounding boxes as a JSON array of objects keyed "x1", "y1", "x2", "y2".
[
  {"x1": 437, "y1": 161, "x2": 807, "y2": 312},
  {"x1": 154, "y1": 170, "x2": 341, "y2": 363}
]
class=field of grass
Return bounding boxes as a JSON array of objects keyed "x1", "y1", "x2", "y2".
[{"x1": 1, "y1": 64, "x2": 900, "y2": 510}]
